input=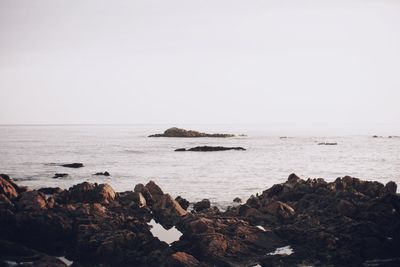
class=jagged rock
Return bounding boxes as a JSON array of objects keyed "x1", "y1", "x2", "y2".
[
  {"x1": 152, "y1": 194, "x2": 187, "y2": 229},
  {"x1": 176, "y1": 196, "x2": 189, "y2": 210},
  {"x1": 261, "y1": 200, "x2": 295, "y2": 220},
  {"x1": 193, "y1": 199, "x2": 210, "y2": 212},
  {"x1": 167, "y1": 252, "x2": 200, "y2": 267},
  {"x1": 119, "y1": 191, "x2": 147, "y2": 208},
  {"x1": 0, "y1": 176, "x2": 18, "y2": 200},
  {"x1": 38, "y1": 187, "x2": 64, "y2": 195},
  {"x1": 17, "y1": 191, "x2": 48, "y2": 211},
  {"x1": 61, "y1": 163, "x2": 84, "y2": 168},
  {"x1": 58, "y1": 182, "x2": 115, "y2": 204},
  {"x1": 149, "y1": 127, "x2": 234, "y2": 138},
  {"x1": 176, "y1": 146, "x2": 246, "y2": 152}
]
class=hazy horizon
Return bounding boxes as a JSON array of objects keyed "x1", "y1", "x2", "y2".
[{"x1": 1, "y1": 1, "x2": 399, "y2": 129}]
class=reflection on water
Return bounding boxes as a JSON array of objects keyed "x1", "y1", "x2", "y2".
[{"x1": 148, "y1": 219, "x2": 182, "y2": 245}]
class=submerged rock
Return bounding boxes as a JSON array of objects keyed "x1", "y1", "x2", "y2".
[
  {"x1": 53, "y1": 173, "x2": 68, "y2": 178},
  {"x1": 94, "y1": 171, "x2": 110, "y2": 176},
  {"x1": 176, "y1": 146, "x2": 246, "y2": 152},
  {"x1": 317, "y1": 142, "x2": 338, "y2": 145},
  {"x1": 149, "y1": 127, "x2": 234, "y2": 138},
  {"x1": 61, "y1": 163, "x2": 84, "y2": 168}
]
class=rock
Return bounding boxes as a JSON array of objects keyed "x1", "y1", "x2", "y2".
[
  {"x1": 17, "y1": 191, "x2": 48, "y2": 211},
  {"x1": 94, "y1": 171, "x2": 110, "y2": 176},
  {"x1": 38, "y1": 187, "x2": 64, "y2": 195},
  {"x1": 318, "y1": 142, "x2": 338, "y2": 145},
  {"x1": 59, "y1": 182, "x2": 115, "y2": 204},
  {"x1": 176, "y1": 146, "x2": 246, "y2": 152},
  {"x1": 145, "y1": 181, "x2": 164, "y2": 200},
  {"x1": 381, "y1": 181, "x2": 397, "y2": 196},
  {"x1": 118, "y1": 191, "x2": 147, "y2": 208},
  {"x1": 53, "y1": 173, "x2": 68, "y2": 178},
  {"x1": 176, "y1": 196, "x2": 190, "y2": 210},
  {"x1": 0, "y1": 176, "x2": 18, "y2": 200},
  {"x1": 134, "y1": 183, "x2": 155, "y2": 206},
  {"x1": 61, "y1": 163, "x2": 84, "y2": 168},
  {"x1": 149, "y1": 127, "x2": 234, "y2": 138},
  {"x1": 167, "y1": 252, "x2": 200, "y2": 267},
  {"x1": 262, "y1": 200, "x2": 295, "y2": 220},
  {"x1": 193, "y1": 199, "x2": 210, "y2": 212},
  {"x1": 152, "y1": 194, "x2": 187, "y2": 229},
  {"x1": 233, "y1": 197, "x2": 242, "y2": 203}
]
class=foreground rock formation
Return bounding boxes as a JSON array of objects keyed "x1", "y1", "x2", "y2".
[
  {"x1": 149, "y1": 127, "x2": 235, "y2": 138},
  {"x1": 175, "y1": 146, "x2": 246, "y2": 152},
  {"x1": 0, "y1": 173, "x2": 399, "y2": 266}
]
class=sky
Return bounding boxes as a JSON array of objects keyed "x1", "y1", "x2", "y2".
[{"x1": 0, "y1": 0, "x2": 399, "y2": 130}]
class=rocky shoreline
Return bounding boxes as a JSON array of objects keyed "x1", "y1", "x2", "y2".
[{"x1": 0, "y1": 173, "x2": 399, "y2": 266}]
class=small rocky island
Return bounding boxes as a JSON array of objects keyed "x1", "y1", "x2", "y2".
[
  {"x1": 175, "y1": 146, "x2": 246, "y2": 152},
  {"x1": 0, "y1": 173, "x2": 399, "y2": 266},
  {"x1": 149, "y1": 127, "x2": 235, "y2": 138}
]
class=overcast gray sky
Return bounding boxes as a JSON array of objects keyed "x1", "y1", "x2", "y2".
[{"x1": 0, "y1": 0, "x2": 399, "y2": 128}]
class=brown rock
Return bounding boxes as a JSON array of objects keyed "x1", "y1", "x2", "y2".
[
  {"x1": 17, "y1": 190, "x2": 48, "y2": 211},
  {"x1": 167, "y1": 252, "x2": 200, "y2": 267},
  {"x1": 0, "y1": 176, "x2": 18, "y2": 199},
  {"x1": 262, "y1": 200, "x2": 295, "y2": 219},
  {"x1": 152, "y1": 194, "x2": 187, "y2": 229},
  {"x1": 193, "y1": 199, "x2": 211, "y2": 212}
]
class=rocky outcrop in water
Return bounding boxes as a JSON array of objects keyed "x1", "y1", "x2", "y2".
[
  {"x1": 61, "y1": 163, "x2": 84, "y2": 168},
  {"x1": 175, "y1": 146, "x2": 246, "y2": 152},
  {"x1": 149, "y1": 127, "x2": 234, "y2": 138},
  {"x1": 0, "y1": 173, "x2": 399, "y2": 266},
  {"x1": 94, "y1": 171, "x2": 110, "y2": 176}
]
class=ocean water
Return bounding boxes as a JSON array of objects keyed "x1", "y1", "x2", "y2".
[{"x1": 0, "y1": 125, "x2": 399, "y2": 207}]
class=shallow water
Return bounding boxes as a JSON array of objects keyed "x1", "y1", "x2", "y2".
[{"x1": 0, "y1": 125, "x2": 399, "y2": 206}]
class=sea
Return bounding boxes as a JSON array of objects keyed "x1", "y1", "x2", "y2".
[{"x1": 0, "y1": 124, "x2": 399, "y2": 208}]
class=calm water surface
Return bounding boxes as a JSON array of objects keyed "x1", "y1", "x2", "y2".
[{"x1": 0, "y1": 125, "x2": 399, "y2": 207}]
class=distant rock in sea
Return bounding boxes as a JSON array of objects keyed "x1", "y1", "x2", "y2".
[
  {"x1": 52, "y1": 173, "x2": 68, "y2": 179},
  {"x1": 175, "y1": 146, "x2": 246, "y2": 152},
  {"x1": 61, "y1": 163, "x2": 84, "y2": 168},
  {"x1": 94, "y1": 171, "x2": 110, "y2": 176},
  {"x1": 317, "y1": 142, "x2": 338, "y2": 145},
  {"x1": 149, "y1": 127, "x2": 234, "y2": 138}
]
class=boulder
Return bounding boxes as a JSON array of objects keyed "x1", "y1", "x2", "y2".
[
  {"x1": 0, "y1": 176, "x2": 18, "y2": 199},
  {"x1": 175, "y1": 196, "x2": 190, "y2": 210},
  {"x1": 17, "y1": 191, "x2": 48, "y2": 211},
  {"x1": 233, "y1": 197, "x2": 242, "y2": 203},
  {"x1": 167, "y1": 252, "x2": 200, "y2": 267},
  {"x1": 262, "y1": 200, "x2": 295, "y2": 220},
  {"x1": 152, "y1": 194, "x2": 187, "y2": 229},
  {"x1": 193, "y1": 199, "x2": 211, "y2": 212},
  {"x1": 38, "y1": 187, "x2": 64, "y2": 195},
  {"x1": 59, "y1": 182, "x2": 115, "y2": 204}
]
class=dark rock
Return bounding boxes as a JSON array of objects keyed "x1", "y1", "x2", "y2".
[
  {"x1": 53, "y1": 173, "x2": 68, "y2": 178},
  {"x1": 0, "y1": 176, "x2": 18, "y2": 200},
  {"x1": 94, "y1": 171, "x2": 110, "y2": 176},
  {"x1": 152, "y1": 194, "x2": 187, "y2": 229},
  {"x1": 61, "y1": 163, "x2": 84, "y2": 168},
  {"x1": 176, "y1": 196, "x2": 190, "y2": 210},
  {"x1": 16, "y1": 191, "x2": 48, "y2": 211},
  {"x1": 233, "y1": 197, "x2": 242, "y2": 203},
  {"x1": 58, "y1": 182, "x2": 115, "y2": 204},
  {"x1": 118, "y1": 191, "x2": 147, "y2": 208},
  {"x1": 149, "y1": 127, "x2": 234, "y2": 138},
  {"x1": 193, "y1": 199, "x2": 210, "y2": 212},
  {"x1": 175, "y1": 146, "x2": 246, "y2": 152},
  {"x1": 167, "y1": 251, "x2": 200, "y2": 267},
  {"x1": 38, "y1": 187, "x2": 64, "y2": 195},
  {"x1": 318, "y1": 142, "x2": 338, "y2": 145}
]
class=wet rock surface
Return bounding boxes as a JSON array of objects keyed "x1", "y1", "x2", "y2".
[
  {"x1": 61, "y1": 163, "x2": 84, "y2": 168},
  {"x1": 149, "y1": 127, "x2": 234, "y2": 138},
  {"x1": 175, "y1": 146, "x2": 246, "y2": 152},
  {"x1": 0, "y1": 173, "x2": 399, "y2": 266}
]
